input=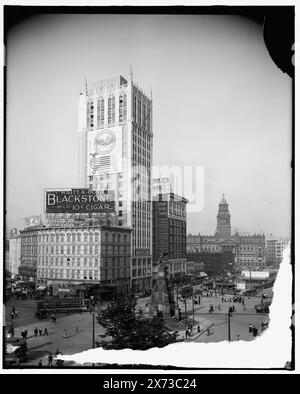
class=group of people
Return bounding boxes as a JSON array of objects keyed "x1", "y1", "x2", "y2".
[{"x1": 34, "y1": 326, "x2": 48, "y2": 337}]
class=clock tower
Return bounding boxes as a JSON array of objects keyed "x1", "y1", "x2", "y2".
[{"x1": 215, "y1": 194, "x2": 231, "y2": 237}]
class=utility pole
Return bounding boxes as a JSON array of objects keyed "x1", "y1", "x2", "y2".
[
  {"x1": 227, "y1": 312, "x2": 231, "y2": 342},
  {"x1": 192, "y1": 292, "x2": 195, "y2": 326},
  {"x1": 184, "y1": 297, "x2": 187, "y2": 338},
  {"x1": 92, "y1": 313, "x2": 95, "y2": 349}
]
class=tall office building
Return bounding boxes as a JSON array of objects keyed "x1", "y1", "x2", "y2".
[{"x1": 78, "y1": 71, "x2": 153, "y2": 291}]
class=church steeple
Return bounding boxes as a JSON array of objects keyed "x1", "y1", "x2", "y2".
[{"x1": 215, "y1": 194, "x2": 231, "y2": 237}]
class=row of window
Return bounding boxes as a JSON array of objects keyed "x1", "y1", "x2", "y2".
[
  {"x1": 39, "y1": 232, "x2": 100, "y2": 243},
  {"x1": 132, "y1": 267, "x2": 152, "y2": 278},
  {"x1": 87, "y1": 94, "x2": 127, "y2": 129},
  {"x1": 38, "y1": 268, "x2": 99, "y2": 281},
  {"x1": 38, "y1": 255, "x2": 130, "y2": 268},
  {"x1": 38, "y1": 244, "x2": 131, "y2": 256}
]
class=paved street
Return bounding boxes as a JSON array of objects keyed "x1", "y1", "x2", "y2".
[
  {"x1": 5, "y1": 299, "x2": 106, "y2": 367},
  {"x1": 4, "y1": 287, "x2": 272, "y2": 367},
  {"x1": 178, "y1": 288, "x2": 271, "y2": 342}
]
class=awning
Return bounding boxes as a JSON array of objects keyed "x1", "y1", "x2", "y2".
[
  {"x1": 6, "y1": 344, "x2": 20, "y2": 354},
  {"x1": 58, "y1": 288, "x2": 70, "y2": 293},
  {"x1": 37, "y1": 286, "x2": 47, "y2": 291}
]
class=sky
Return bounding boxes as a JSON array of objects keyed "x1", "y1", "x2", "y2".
[{"x1": 6, "y1": 13, "x2": 292, "y2": 238}]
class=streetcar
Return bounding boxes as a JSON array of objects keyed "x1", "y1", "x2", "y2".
[{"x1": 35, "y1": 297, "x2": 90, "y2": 318}]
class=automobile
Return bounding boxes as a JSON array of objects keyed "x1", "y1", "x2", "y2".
[{"x1": 255, "y1": 301, "x2": 271, "y2": 313}]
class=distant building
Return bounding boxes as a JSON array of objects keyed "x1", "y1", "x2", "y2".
[
  {"x1": 266, "y1": 239, "x2": 288, "y2": 266},
  {"x1": 19, "y1": 228, "x2": 38, "y2": 281},
  {"x1": 187, "y1": 251, "x2": 235, "y2": 277},
  {"x1": 152, "y1": 191, "x2": 188, "y2": 280},
  {"x1": 187, "y1": 195, "x2": 266, "y2": 270},
  {"x1": 8, "y1": 229, "x2": 21, "y2": 278}
]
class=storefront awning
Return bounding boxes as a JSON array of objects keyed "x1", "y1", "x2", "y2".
[
  {"x1": 37, "y1": 286, "x2": 47, "y2": 291},
  {"x1": 58, "y1": 288, "x2": 70, "y2": 293}
]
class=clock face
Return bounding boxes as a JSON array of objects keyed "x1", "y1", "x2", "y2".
[{"x1": 94, "y1": 129, "x2": 116, "y2": 155}]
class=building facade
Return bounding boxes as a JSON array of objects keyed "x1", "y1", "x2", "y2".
[
  {"x1": 266, "y1": 239, "x2": 288, "y2": 266},
  {"x1": 78, "y1": 72, "x2": 153, "y2": 291},
  {"x1": 187, "y1": 251, "x2": 235, "y2": 277},
  {"x1": 187, "y1": 196, "x2": 266, "y2": 270},
  {"x1": 35, "y1": 225, "x2": 131, "y2": 294},
  {"x1": 8, "y1": 229, "x2": 21, "y2": 278},
  {"x1": 19, "y1": 228, "x2": 38, "y2": 280},
  {"x1": 152, "y1": 192, "x2": 188, "y2": 279}
]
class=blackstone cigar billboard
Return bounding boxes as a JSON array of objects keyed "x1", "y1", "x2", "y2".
[{"x1": 45, "y1": 188, "x2": 115, "y2": 214}]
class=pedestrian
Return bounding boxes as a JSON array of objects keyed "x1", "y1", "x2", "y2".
[
  {"x1": 38, "y1": 360, "x2": 43, "y2": 367},
  {"x1": 249, "y1": 324, "x2": 252, "y2": 333},
  {"x1": 12, "y1": 306, "x2": 16, "y2": 314},
  {"x1": 24, "y1": 328, "x2": 28, "y2": 339},
  {"x1": 44, "y1": 327, "x2": 48, "y2": 336},
  {"x1": 34, "y1": 327, "x2": 38, "y2": 337},
  {"x1": 63, "y1": 329, "x2": 67, "y2": 338},
  {"x1": 253, "y1": 326, "x2": 258, "y2": 337},
  {"x1": 197, "y1": 325, "x2": 200, "y2": 333},
  {"x1": 207, "y1": 327, "x2": 210, "y2": 336},
  {"x1": 48, "y1": 354, "x2": 53, "y2": 367},
  {"x1": 39, "y1": 327, "x2": 43, "y2": 336}
]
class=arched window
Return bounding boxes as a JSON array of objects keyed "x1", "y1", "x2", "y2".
[
  {"x1": 119, "y1": 93, "x2": 127, "y2": 122},
  {"x1": 97, "y1": 97, "x2": 104, "y2": 127},
  {"x1": 108, "y1": 95, "x2": 115, "y2": 125},
  {"x1": 87, "y1": 99, "x2": 94, "y2": 129}
]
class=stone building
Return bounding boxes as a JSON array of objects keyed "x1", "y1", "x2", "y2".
[
  {"x1": 152, "y1": 190, "x2": 188, "y2": 280},
  {"x1": 20, "y1": 224, "x2": 132, "y2": 294},
  {"x1": 187, "y1": 195, "x2": 266, "y2": 270},
  {"x1": 77, "y1": 71, "x2": 153, "y2": 291}
]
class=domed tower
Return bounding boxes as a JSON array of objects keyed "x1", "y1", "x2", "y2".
[{"x1": 215, "y1": 194, "x2": 231, "y2": 237}]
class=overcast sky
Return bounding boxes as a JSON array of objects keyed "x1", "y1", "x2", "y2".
[{"x1": 6, "y1": 13, "x2": 292, "y2": 238}]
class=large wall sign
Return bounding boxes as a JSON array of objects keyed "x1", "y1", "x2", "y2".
[
  {"x1": 45, "y1": 188, "x2": 115, "y2": 214},
  {"x1": 87, "y1": 126, "x2": 123, "y2": 176}
]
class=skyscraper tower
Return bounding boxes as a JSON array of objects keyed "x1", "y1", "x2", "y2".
[
  {"x1": 77, "y1": 71, "x2": 153, "y2": 291},
  {"x1": 215, "y1": 194, "x2": 231, "y2": 237}
]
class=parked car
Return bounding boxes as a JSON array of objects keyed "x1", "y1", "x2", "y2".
[{"x1": 255, "y1": 301, "x2": 271, "y2": 313}]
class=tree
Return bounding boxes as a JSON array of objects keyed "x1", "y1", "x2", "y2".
[{"x1": 96, "y1": 295, "x2": 178, "y2": 350}]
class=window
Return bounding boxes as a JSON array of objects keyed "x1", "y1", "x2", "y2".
[
  {"x1": 108, "y1": 95, "x2": 115, "y2": 125},
  {"x1": 87, "y1": 99, "x2": 94, "y2": 129},
  {"x1": 119, "y1": 94, "x2": 127, "y2": 122}
]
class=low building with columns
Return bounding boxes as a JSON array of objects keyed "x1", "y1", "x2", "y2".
[{"x1": 187, "y1": 195, "x2": 266, "y2": 270}]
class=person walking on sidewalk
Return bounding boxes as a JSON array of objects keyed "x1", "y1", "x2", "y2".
[{"x1": 48, "y1": 354, "x2": 53, "y2": 367}]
